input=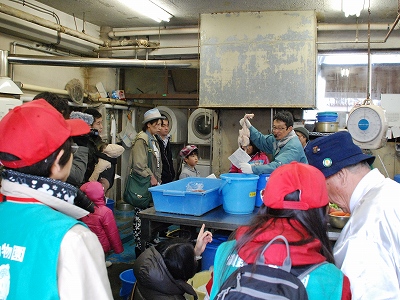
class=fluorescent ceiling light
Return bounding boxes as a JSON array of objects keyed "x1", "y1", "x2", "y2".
[
  {"x1": 0, "y1": 77, "x2": 23, "y2": 95},
  {"x1": 118, "y1": 0, "x2": 172, "y2": 23},
  {"x1": 342, "y1": 0, "x2": 365, "y2": 17}
]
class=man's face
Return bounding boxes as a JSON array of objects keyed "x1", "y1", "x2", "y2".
[
  {"x1": 92, "y1": 117, "x2": 103, "y2": 134},
  {"x1": 295, "y1": 132, "x2": 307, "y2": 147},
  {"x1": 325, "y1": 173, "x2": 350, "y2": 213},
  {"x1": 272, "y1": 120, "x2": 292, "y2": 140},
  {"x1": 159, "y1": 120, "x2": 170, "y2": 137}
]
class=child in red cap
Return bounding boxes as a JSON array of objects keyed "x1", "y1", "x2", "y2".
[
  {"x1": 0, "y1": 100, "x2": 113, "y2": 299},
  {"x1": 208, "y1": 162, "x2": 351, "y2": 300},
  {"x1": 178, "y1": 145, "x2": 201, "y2": 179}
]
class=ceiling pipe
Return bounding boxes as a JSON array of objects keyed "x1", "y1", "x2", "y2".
[
  {"x1": 20, "y1": 83, "x2": 69, "y2": 96},
  {"x1": 20, "y1": 83, "x2": 132, "y2": 107},
  {"x1": 317, "y1": 23, "x2": 395, "y2": 31},
  {"x1": 108, "y1": 23, "x2": 395, "y2": 40},
  {"x1": 108, "y1": 27, "x2": 199, "y2": 39},
  {"x1": 7, "y1": 54, "x2": 195, "y2": 68},
  {"x1": 383, "y1": 12, "x2": 400, "y2": 42},
  {"x1": 0, "y1": 3, "x2": 106, "y2": 47},
  {"x1": 0, "y1": 50, "x2": 23, "y2": 94},
  {"x1": 317, "y1": 11, "x2": 400, "y2": 45},
  {"x1": 11, "y1": 41, "x2": 73, "y2": 57},
  {"x1": 108, "y1": 39, "x2": 159, "y2": 48}
]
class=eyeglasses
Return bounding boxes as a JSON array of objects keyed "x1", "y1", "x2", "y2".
[
  {"x1": 272, "y1": 126, "x2": 287, "y2": 131},
  {"x1": 71, "y1": 144, "x2": 79, "y2": 154}
]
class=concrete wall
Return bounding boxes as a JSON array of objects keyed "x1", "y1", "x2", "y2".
[
  {"x1": 200, "y1": 11, "x2": 316, "y2": 108},
  {"x1": 370, "y1": 142, "x2": 400, "y2": 179},
  {"x1": 211, "y1": 108, "x2": 273, "y2": 175}
]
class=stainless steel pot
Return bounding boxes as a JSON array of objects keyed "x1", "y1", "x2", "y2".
[
  {"x1": 117, "y1": 202, "x2": 134, "y2": 211},
  {"x1": 315, "y1": 122, "x2": 339, "y2": 133}
]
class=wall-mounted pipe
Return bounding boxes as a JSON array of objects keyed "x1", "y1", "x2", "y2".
[
  {"x1": 21, "y1": 95, "x2": 129, "y2": 109},
  {"x1": 317, "y1": 12, "x2": 400, "y2": 45},
  {"x1": 317, "y1": 23, "x2": 395, "y2": 31},
  {"x1": 0, "y1": 3, "x2": 166, "y2": 52},
  {"x1": 108, "y1": 27, "x2": 199, "y2": 39},
  {"x1": 383, "y1": 12, "x2": 400, "y2": 42},
  {"x1": 7, "y1": 54, "x2": 195, "y2": 68},
  {"x1": 20, "y1": 83, "x2": 130, "y2": 106},
  {"x1": 0, "y1": 3, "x2": 106, "y2": 46},
  {"x1": 108, "y1": 23, "x2": 395, "y2": 40},
  {"x1": 108, "y1": 39, "x2": 159, "y2": 48},
  {"x1": 20, "y1": 83, "x2": 69, "y2": 95},
  {"x1": 11, "y1": 41, "x2": 72, "y2": 57}
]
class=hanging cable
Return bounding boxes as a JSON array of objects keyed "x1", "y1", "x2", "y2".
[
  {"x1": 10, "y1": 0, "x2": 61, "y2": 46},
  {"x1": 366, "y1": 0, "x2": 371, "y2": 100}
]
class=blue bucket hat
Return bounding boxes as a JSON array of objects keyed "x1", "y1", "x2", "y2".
[{"x1": 305, "y1": 131, "x2": 375, "y2": 178}]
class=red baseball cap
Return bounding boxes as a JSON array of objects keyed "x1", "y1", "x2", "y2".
[
  {"x1": 0, "y1": 99, "x2": 90, "y2": 168},
  {"x1": 262, "y1": 162, "x2": 328, "y2": 210}
]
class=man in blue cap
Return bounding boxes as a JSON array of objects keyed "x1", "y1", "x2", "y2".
[{"x1": 305, "y1": 130, "x2": 400, "y2": 300}]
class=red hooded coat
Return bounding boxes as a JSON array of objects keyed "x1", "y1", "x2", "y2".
[{"x1": 80, "y1": 182, "x2": 123, "y2": 254}]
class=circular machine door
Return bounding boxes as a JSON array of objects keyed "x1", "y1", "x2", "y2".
[{"x1": 188, "y1": 108, "x2": 213, "y2": 144}]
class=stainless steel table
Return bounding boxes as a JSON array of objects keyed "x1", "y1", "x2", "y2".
[{"x1": 138, "y1": 206, "x2": 341, "y2": 244}]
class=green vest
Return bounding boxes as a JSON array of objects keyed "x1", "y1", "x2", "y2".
[{"x1": 0, "y1": 200, "x2": 81, "y2": 300}]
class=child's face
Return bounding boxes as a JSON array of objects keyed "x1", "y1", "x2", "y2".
[
  {"x1": 241, "y1": 145, "x2": 254, "y2": 155},
  {"x1": 184, "y1": 152, "x2": 198, "y2": 167}
]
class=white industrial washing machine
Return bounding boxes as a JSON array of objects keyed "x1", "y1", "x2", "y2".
[
  {"x1": 187, "y1": 108, "x2": 214, "y2": 145},
  {"x1": 157, "y1": 106, "x2": 188, "y2": 143}
]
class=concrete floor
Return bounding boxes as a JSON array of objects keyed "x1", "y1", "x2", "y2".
[
  {"x1": 107, "y1": 262, "x2": 134, "y2": 300},
  {"x1": 105, "y1": 207, "x2": 136, "y2": 299}
]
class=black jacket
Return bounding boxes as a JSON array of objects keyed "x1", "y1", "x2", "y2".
[
  {"x1": 156, "y1": 135, "x2": 175, "y2": 184},
  {"x1": 132, "y1": 246, "x2": 198, "y2": 300}
]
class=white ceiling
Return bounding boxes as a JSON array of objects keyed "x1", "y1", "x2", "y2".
[
  {"x1": 1, "y1": 0, "x2": 399, "y2": 58},
  {"x1": 31, "y1": 0, "x2": 399, "y2": 29}
]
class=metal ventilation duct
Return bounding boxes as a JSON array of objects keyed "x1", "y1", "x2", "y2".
[
  {"x1": 7, "y1": 54, "x2": 197, "y2": 69},
  {"x1": 0, "y1": 50, "x2": 23, "y2": 94}
]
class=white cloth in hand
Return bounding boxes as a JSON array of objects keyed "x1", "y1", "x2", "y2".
[
  {"x1": 89, "y1": 159, "x2": 111, "y2": 182},
  {"x1": 239, "y1": 162, "x2": 253, "y2": 174},
  {"x1": 239, "y1": 118, "x2": 252, "y2": 129},
  {"x1": 238, "y1": 114, "x2": 254, "y2": 147}
]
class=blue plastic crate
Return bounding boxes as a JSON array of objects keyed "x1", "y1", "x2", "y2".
[
  {"x1": 149, "y1": 177, "x2": 223, "y2": 216},
  {"x1": 316, "y1": 112, "x2": 338, "y2": 122}
]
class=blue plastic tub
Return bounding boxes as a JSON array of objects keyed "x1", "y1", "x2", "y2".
[
  {"x1": 316, "y1": 112, "x2": 338, "y2": 122},
  {"x1": 220, "y1": 173, "x2": 258, "y2": 214},
  {"x1": 119, "y1": 269, "x2": 136, "y2": 300},
  {"x1": 255, "y1": 174, "x2": 270, "y2": 207},
  {"x1": 149, "y1": 177, "x2": 223, "y2": 216},
  {"x1": 394, "y1": 174, "x2": 400, "y2": 183},
  {"x1": 105, "y1": 198, "x2": 115, "y2": 213},
  {"x1": 201, "y1": 234, "x2": 228, "y2": 271}
]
